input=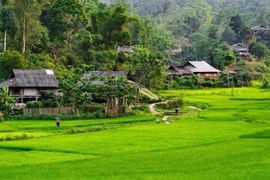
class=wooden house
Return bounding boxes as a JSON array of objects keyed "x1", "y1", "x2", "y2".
[
  {"x1": 82, "y1": 71, "x2": 139, "y2": 115},
  {"x1": 167, "y1": 65, "x2": 193, "y2": 78},
  {"x1": 168, "y1": 61, "x2": 221, "y2": 78},
  {"x1": 231, "y1": 43, "x2": 250, "y2": 58},
  {"x1": 251, "y1": 25, "x2": 268, "y2": 34},
  {"x1": 0, "y1": 69, "x2": 58, "y2": 103},
  {"x1": 184, "y1": 61, "x2": 221, "y2": 78}
]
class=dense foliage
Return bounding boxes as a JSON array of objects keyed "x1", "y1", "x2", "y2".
[{"x1": 0, "y1": 0, "x2": 269, "y2": 90}]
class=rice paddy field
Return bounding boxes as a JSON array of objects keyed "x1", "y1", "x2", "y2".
[{"x1": 0, "y1": 87, "x2": 270, "y2": 179}]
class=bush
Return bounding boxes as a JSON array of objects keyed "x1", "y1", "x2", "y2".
[
  {"x1": 132, "y1": 104, "x2": 150, "y2": 112},
  {"x1": 7, "y1": 112, "x2": 105, "y2": 120},
  {"x1": 26, "y1": 101, "x2": 43, "y2": 108}
]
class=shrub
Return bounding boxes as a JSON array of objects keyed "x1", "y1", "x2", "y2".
[
  {"x1": 26, "y1": 101, "x2": 43, "y2": 108},
  {"x1": 132, "y1": 104, "x2": 150, "y2": 112}
]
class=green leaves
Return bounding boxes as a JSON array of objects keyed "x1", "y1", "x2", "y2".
[{"x1": 48, "y1": 0, "x2": 86, "y2": 41}]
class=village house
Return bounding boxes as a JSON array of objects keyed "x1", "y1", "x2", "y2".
[
  {"x1": 231, "y1": 43, "x2": 250, "y2": 58},
  {"x1": 251, "y1": 24, "x2": 268, "y2": 34},
  {"x1": 82, "y1": 71, "x2": 139, "y2": 115},
  {"x1": 0, "y1": 69, "x2": 58, "y2": 103},
  {"x1": 168, "y1": 61, "x2": 221, "y2": 78},
  {"x1": 116, "y1": 46, "x2": 135, "y2": 53}
]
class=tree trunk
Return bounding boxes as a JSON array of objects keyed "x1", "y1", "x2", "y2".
[
  {"x1": 4, "y1": 29, "x2": 7, "y2": 52},
  {"x1": 21, "y1": 17, "x2": 26, "y2": 55}
]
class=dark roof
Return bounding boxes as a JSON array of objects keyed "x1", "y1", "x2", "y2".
[
  {"x1": 168, "y1": 66, "x2": 192, "y2": 75},
  {"x1": 184, "y1": 61, "x2": 221, "y2": 73},
  {"x1": 0, "y1": 69, "x2": 58, "y2": 88},
  {"x1": 231, "y1": 43, "x2": 248, "y2": 52},
  {"x1": 83, "y1": 71, "x2": 128, "y2": 78},
  {"x1": 82, "y1": 71, "x2": 141, "y2": 88},
  {"x1": 251, "y1": 25, "x2": 268, "y2": 31}
]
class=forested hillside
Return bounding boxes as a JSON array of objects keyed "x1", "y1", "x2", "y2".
[
  {"x1": 0, "y1": 0, "x2": 269, "y2": 90},
  {"x1": 126, "y1": 0, "x2": 270, "y2": 72},
  {"x1": 0, "y1": 0, "x2": 178, "y2": 89}
]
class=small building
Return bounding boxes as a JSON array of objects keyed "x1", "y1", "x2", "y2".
[
  {"x1": 0, "y1": 69, "x2": 58, "y2": 103},
  {"x1": 231, "y1": 43, "x2": 250, "y2": 58},
  {"x1": 83, "y1": 71, "x2": 129, "y2": 79},
  {"x1": 116, "y1": 46, "x2": 135, "y2": 53},
  {"x1": 251, "y1": 25, "x2": 268, "y2": 33},
  {"x1": 168, "y1": 61, "x2": 221, "y2": 78},
  {"x1": 82, "y1": 71, "x2": 139, "y2": 115},
  {"x1": 167, "y1": 65, "x2": 192, "y2": 78},
  {"x1": 184, "y1": 61, "x2": 221, "y2": 77}
]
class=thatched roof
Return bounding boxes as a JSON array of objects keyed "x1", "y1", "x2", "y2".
[
  {"x1": 184, "y1": 61, "x2": 221, "y2": 73},
  {"x1": 0, "y1": 69, "x2": 58, "y2": 88}
]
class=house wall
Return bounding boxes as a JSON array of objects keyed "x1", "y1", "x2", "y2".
[
  {"x1": 196, "y1": 72, "x2": 218, "y2": 78},
  {"x1": 24, "y1": 88, "x2": 38, "y2": 96},
  {"x1": 9, "y1": 87, "x2": 58, "y2": 103}
]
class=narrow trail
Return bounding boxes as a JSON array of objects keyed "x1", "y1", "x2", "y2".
[
  {"x1": 148, "y1": 103, "x2": 159, "y2": 115},
  {"x1": 188, "y1": 106, "x2": 202, "y2": 111},
  {"x1": 148, "y1": 103, "x2": 170, "y2": 124}
]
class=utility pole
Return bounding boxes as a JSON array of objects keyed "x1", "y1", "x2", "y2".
[{"x1": 170, "y1": 75, "x2": 173, "y2": 100}]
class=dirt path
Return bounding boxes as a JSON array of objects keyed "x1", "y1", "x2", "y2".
[
  {"x1": 148, "y1": 103, "x2": 171, "y2": 124},
  {"x1": 188, "y1": 106, "x2": 202, "y2": 111},
  {"x1": 148, "y1": 103, "x2": 158, "y2": 115}
]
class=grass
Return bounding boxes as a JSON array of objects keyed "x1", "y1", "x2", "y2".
[{"x1": 0, "y1": 87, "x2": 269, "y2": 179}]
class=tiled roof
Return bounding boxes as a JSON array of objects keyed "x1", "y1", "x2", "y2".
[
  {"x1": 185, "y1": 61, "x2": 221, "y2": 73},
  {"x1": 83, "y1": 71, "x2": 128, "y2": 78},
  {"x1": 251, "y1": 25, "x2": 268, "y2": 31},
  {"x1": 168, "y1": 66, "x2": 192, "y2": 75},
  {"x1": 231, "y1": 43, "x2": 248, "y2": 52},
  {"x1": 0, "y1": 69, "x2": 58, "y2": 88}
]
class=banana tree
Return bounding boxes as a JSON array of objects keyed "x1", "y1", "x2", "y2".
[{"x1": 0, "y1": 86, "x2": 15, "y2": 117}]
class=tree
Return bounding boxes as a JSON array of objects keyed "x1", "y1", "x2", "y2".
[
  {"x1": 221, "y1": 26, "x2": 236, "y2": 44},
  {"x1": 0, "y1": 0, "x2": 18, "y2": 52},
  {"x1": 47, "y1": 0, "x2": 87, "y2": 63},
  {"x1": 14, "y1": 0, "x2": 42, "y2": 55},
  {"x1": 48, "y1": 0, "x2": 87, "y2": 41},
  {"x1": 90, "y1": 5, "x2": 131, "y2": 49},
  {"x1": 249, "y1": 42, "x2": 270, "y2": 60},
  {"x1": 0, "y1": 86, "x2": 15, "y2": 118},
  {"x1": 212, "y1": 43, "x2": 235, "y2": 70},
  {"x1": 229, "y1": 14, "x2": 246, "y2": 42},
  {"x1": 261, "y1": 73, "x2": 270, "y2": 88},
  {"x1": 208, "y1": 24, "x2": 219, "y2": 39},
  {"x1": 0, "y1": 50, "x2": 26, "y2": 80},
  {"x1": 240, "y1": 27, "x2": 255, "y2": 48}
]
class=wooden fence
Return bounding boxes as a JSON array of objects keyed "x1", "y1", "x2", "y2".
[{"x1": 24, "y1": 107, "x2": 73, "y2": 115}]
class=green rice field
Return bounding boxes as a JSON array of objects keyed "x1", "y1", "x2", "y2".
[{"x1": 0, "y1": 87, "x2": 270, "y2": 179}]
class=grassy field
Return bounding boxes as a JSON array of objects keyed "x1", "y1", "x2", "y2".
[{"x1": 0, "y1": 87, "x2": 270, "y2": 179}]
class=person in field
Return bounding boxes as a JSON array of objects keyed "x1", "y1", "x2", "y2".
[
  {"x1": 56, "y1": 117, "x2": 60, "y2": 128},
  {"x1": 175, "y1": 106, "x2": 179, "y2": 115}
]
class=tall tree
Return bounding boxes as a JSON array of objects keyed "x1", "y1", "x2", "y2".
[
  {"x1": 229, "y1": 14, "x2": 246, "y2": 42},
  {"x1": 14, "y1": 0, "x2": 42, "y2": 55},
  {"x1": 47, "y1": 0, "x2": 87, "y2": 63},
  {"x1": 0, "y1": 0, "x2": 18, "y2": 52}
]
